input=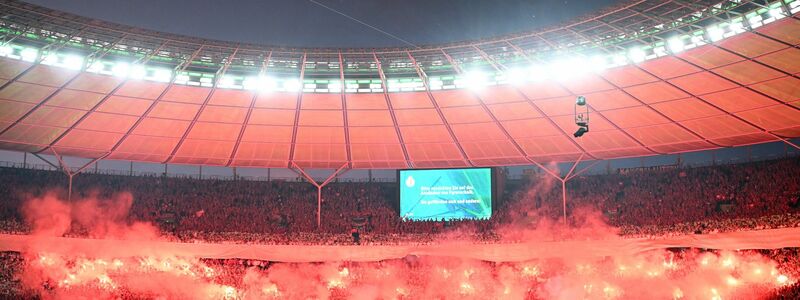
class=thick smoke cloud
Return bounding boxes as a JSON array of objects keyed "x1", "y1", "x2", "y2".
[
  {"x1": 9, "y1": 186, "x2": 795, "y2": 299},
  {"x1": 20, "y1": 192, "x2": 159, "y2": 240}
]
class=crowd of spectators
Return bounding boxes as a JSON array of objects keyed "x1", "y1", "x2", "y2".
[
  {"x1": 3, "y1": 248, "x2": 800, "y2": 299},
  {"x1": 0, "y1": 157, "x2": 797, "y2": 244}
]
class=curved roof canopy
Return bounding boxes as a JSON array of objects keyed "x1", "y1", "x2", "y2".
[{"x1": 0, "y1": 0, "x2": 798, "y2": 169}]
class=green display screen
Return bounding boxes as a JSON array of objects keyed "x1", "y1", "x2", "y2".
[{"x1": 398, "y1": 168, "x2": 492, "y2": 221}]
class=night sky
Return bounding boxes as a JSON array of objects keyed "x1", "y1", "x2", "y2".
[{"x1": 24, "y1": 0, "x2": 620, "y2": 48}]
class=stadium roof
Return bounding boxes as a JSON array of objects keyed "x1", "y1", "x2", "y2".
[{"x1": 0, "y1": 0, "x2": 798, "y2": 169}]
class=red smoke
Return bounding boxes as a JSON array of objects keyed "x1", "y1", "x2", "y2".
[
  {"x1": 20, "y1": 192, "x2": 159, "y2": 240},
  {"x1": 8, "y1": 190, "x2": 797, "y2": 299}
]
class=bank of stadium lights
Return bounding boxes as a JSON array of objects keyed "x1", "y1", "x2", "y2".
[
  {"x1": 20, "y1": 48, "x2": 37, "y2": 62},
  {"x1": 242, "y1": 76, "x2": 277, "y2": 92},
  {"x1": 42, "y1": 53, "x2": 83, "y2": 70},
  {"x1": 707, "y1": 26, "x2": 725, "y2": 42},
  {"x1": 589, "y1": 55, "x2": 610, "y2": 72},
  {"x1": 111, "y1": 62, "x2": 130, "y2": 77},
  {"x1": 428, "y1": 77, "x2": 444, "y2": 90},
  {"x1": 461, "y1": 70, "x2": 489, "y2": 90},
  {"x1": 627, "y1": 47, "x2": 646, "y2": 63},
  {"x1": 218, "y1": 76, "x2": 236, "y2": 88},
  {"x1": 528, "y1": 65, "x2": 548, "y2": 81},
  {"x1": 0, "y1": 0, "x2": 795, "y2": 93},
  {"x1": 549, "y1": 57, "x2": 588, "y2": 81},
  {"x1": 0, "y1": 45, "x2": 12, "y2": 57},
  {"x1": 283, "y1": 79, "x2": 302, "y2": 92},
  {"x1": 129, "y1": 65, "x2": 147, "y2": 79},
  {"x1": 327, "y1": 81, "x2": 342, "y2": 92},
  {"x1": 152, "y1": 68, "x2": 172, "y2": 82},
  {"x1": 504, "y1": 67, "x2": 528, "y2": 85},
  {"x1": 769, "y1": 7, "x2": 786, "y2": 19},
  {"x1": 668, "y1": 37, "x2": 686, "y2": 53}
]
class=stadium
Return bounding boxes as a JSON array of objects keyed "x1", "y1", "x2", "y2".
[{"x1": 0, "y1": 0, "x2": 799, "y2": 298}]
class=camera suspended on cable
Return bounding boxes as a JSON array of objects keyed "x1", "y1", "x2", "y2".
[{"x1": 574, "y1": 96, "x2": 589, "y2": 138}]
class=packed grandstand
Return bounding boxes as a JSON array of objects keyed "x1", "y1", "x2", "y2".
[{"x1": 1, "y1": 0, "x2": 800, "y2": 298}]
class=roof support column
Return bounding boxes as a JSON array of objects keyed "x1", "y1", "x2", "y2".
[
  {"x1": 41, "y1": 148, "x2": 108, "y2": 201},
  {"x1": 526, "y1": 153, "x2": 601, "y2": 225},
  {"x1": 291, "y1": 162, "x2": 348, "y2": 229}
]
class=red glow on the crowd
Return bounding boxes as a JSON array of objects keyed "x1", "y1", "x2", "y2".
[{"x1": 2, "y1": 193, "x2": 797, "y2": 299}]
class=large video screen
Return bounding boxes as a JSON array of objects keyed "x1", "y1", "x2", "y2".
[{"x1": 398, "y1": 168, "x2": 493, "y2": 221}]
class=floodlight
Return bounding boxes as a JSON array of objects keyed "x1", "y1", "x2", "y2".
[
  {"x1": 612, "y1": 54, "x2": 628, "y2": 66},
  {"x1": 707, "y1": 26, "x2": 725, "y2": 42},
  {"x1": 770, "y1": 8, "x2": 785, "y2": 19},
  {"x1": 729, "y1": 21, "x2": 744, "y2": 33},
  {"x1": 589, "y1": 55, "x2": 608, "y2": 72},
  {"x1": 0, "y1": 45, "x2": 12, "y2": 56},
  {"x1": 175, "y1": 74, "x2": 190, "y2": 83},
  {"x1": 653, "y1": 46, "x2": 667, "y2": 57},
  {"x1": 529, "y1": 65, "x2": 548, "y2": 81},
  {"x1": 42, "y1": 54, "x2": 58, "y2": 65},
  {"x1": 504, "y1": 67, "x2": 527, "y2": 85},
  {"x1": 129, "y1": 65, "x2": 146, "y2": 79},
  {"x1": 574, "y1": 126, "x2": 589, "y2": 138},
  {"x1": 284, "y1": 79, "x2": 301, "y2": 91},
  {"x1": 428, "y1": 78, "x2": 443, "y2": 89},
  {"x1": 627, "y1": 47, "x2": 646, "y2": 63},
  {"x1": 20, "y1": 48, "x2": 38, "y2": 62},
  {"x1": 111, "y1": 63, "x2": 130, "y2": 77},
  {"x1": 219, "y1": 76, "x2": 235, "y2": 87},
  {"x1": 86, "y1": 62, "x2": 104, "y2": 73},
  {"x1": 748, "y1": 15, "x2": 763, "y2": 27},
  {"x1": 243, "y1": 76, "x2": 277, "y2": 92},
  {"x1": 63, "y1": 55, "x2": 83, "y2": 70},
  {"x1": 668, "y1": 38, "x2": 685, "y2": 53},
  {"x1": 463, "y1": 70, "x2": 488, "y2": 90},
  {"x1": 554, "y1": 57, "x2": 590, "y2": 79},
  {"x1": 153, "y1": 68, "x2": 172, "y2": 82}
]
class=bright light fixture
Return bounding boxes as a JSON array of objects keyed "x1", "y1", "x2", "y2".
[
  {"x1": 612, "y1": 54, "x2": 628, "y2": 66},
  {"x1": 428, "y1": 78, "x2": 443, "y2": 90},
  {"x1": 667, "y1": 38, "x2": 685, "y2": 53},
  {"x1": 748, "y1": 15, "x2": 763, "y2": 27},
  {"x1": 175, "y1": 74, "x2": 190, "y2": 83},
  {"x1": 152, "y1": 68, "x2": 172, "y2": 82},
  {"x1": 729, "y1": 21, "x2": 744, "y2": 33},
  {"x1": 42, "y1": 54, "x2": 58, "y2": 65},
  {"x1": 111, "y1": 63, "x2": 130, "y2": 77},
  {"x1": 707, "y1": 26, "x2": 725, "y2": 42},
  {"x1": 529, "y1": 65, "x2": 548, "y2": 81},
  {"x1": 627, "y1": 47, "x2": 646, "y2": 63},
  {"x1": 129, "y1": 65, "x2": 146, "y2": 79},
  {"x1": 284, "y1": 79, "x2": 301, "y2": 91},
  {"x1": 504, "y1": 67, "x2": 527, "y2": 85},
  {"x1": 63, "y1": 55, "x2": 84, "y2": 70},
  {"x1": 463, "y1": 70, "x2": 488, "y2": 90},
  {"x1": 769, "y1": 8, "x2": 785, "y2": 19},
  {"x1": 549, "y1": 57, "x2": 588, "y2": 80},
  {"x1": 589, "y1": 55, "x2": 608, "y2": 72},
  {"x1": 0, "y1": 46, "x2": 12, "y2": 56},
  {"x1": 86, "y1": 62, "x2": 104, "y2": 73},
  {"x1": 20, "y1": 48, "x2": 38, "y2": 62},
  {"x1": 219, "y1": 76, "x2": 235, "y2": 87},
  {"x1": 243, "y1": 76, "x2": 277, "y2": 92}
]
